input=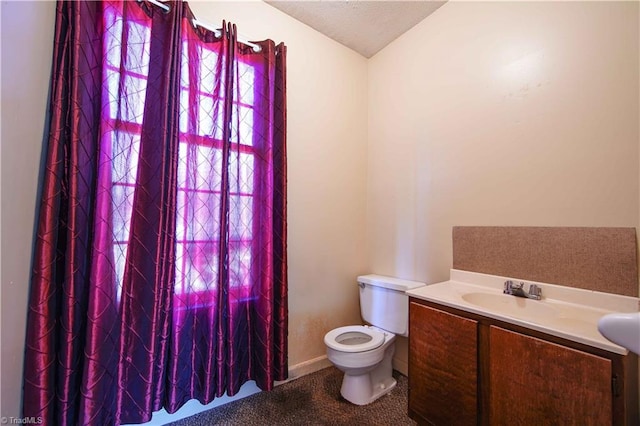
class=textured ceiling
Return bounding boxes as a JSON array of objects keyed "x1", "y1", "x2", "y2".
[{"x1": 265, "y1": 1, "x2": 446, "y2": 58}]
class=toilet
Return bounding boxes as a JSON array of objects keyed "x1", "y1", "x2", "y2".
[{"x1": 324, "y1": 274, "x2": 426, "y2": 405}]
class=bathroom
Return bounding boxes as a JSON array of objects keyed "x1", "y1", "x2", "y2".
[{"x1": 2, "y1": 0, "x2": 638, "y2": 424}]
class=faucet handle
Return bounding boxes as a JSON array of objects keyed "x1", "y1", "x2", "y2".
[
  {"x1": 503, "y1": 280, "x2": 513, "y2": 293},
  {"x1": 528, "y1": 284, "x2": 542, "y2": 299}
]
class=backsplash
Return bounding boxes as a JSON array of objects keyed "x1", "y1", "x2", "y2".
[{"x1": 452, "y1": 227, "x2": 638, "y2": 297}]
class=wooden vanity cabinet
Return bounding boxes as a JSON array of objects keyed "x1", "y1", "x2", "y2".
[{"x1": 408, "y1": 299, "x2": 639, "y2": 426}]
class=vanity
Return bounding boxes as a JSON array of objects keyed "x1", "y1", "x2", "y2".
[{"x1": 406, "y1": 269, "x2": 639, "y2": 426}]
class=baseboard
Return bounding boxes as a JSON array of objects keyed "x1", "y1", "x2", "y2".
[
  {"x1": 280, "y1": 354, "x2": 407, "y2": 384},
  {"x1": 393, "y1": 357, "x2": 408, "y2": 377},
  {"x1": 276, "y1": 355, "x2": 332, "y2": 385}
]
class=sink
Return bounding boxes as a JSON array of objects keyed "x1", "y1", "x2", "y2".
[
  {"x1": 461, "y1": 292, "x2": 558, "y2": 321},
  {"x1": 406, "y1": 269, "x2": 640, "y2": 354},
  {"x1": 597, "y1": 312, "x2": 640, "y2": 355}
]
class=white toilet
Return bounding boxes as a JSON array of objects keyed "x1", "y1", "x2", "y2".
[{"x1": 323, "y1": 274, "x2": 426, "y2": 405}]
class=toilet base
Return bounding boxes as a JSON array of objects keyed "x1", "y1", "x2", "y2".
[
  {"x1": 338, "y1": 341, "x2": 396, "y2": 405},
  {"x1": 340, "y1": 374, "x2": 397, "y2": 405}
]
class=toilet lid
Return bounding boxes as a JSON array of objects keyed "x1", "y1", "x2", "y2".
[{"x1": 324, "y1": 325, "x2": 385, "y2": 353}]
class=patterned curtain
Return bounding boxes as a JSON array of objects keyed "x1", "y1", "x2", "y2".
[{"x1": 22, "y1": 1, "x2": 287, "y2": 424}]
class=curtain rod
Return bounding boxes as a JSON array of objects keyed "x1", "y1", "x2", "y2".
[
  {"x1": 136, "y1": 0, "x2": 262, "y2": 52},
  {"x1": 138, "y1": 0, "x2": 169, "y2": 12},
  {"x1": 192, "y1": 19, "x2": 261, "y2": 53}
]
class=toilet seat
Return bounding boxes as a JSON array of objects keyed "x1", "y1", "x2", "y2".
[{"x1": 324, "y1": 325, "x2": 386, "y2": 353}]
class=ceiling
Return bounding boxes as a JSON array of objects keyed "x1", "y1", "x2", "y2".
[{"x1": 265, "y1": 1, "x2": 446, "y2": 58}]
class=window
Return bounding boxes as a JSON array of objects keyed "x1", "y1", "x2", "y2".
[{"x1": 103, "y1": 5, "x2": 257, "y2": 306}]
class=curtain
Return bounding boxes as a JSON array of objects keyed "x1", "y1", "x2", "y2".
[{"x1": 22, "y1": 1, "x2": 287, "y2": 425}]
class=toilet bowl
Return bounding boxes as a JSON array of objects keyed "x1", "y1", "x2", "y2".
[
  {"x1": 324, "y1": 275, "x2": 426, "y2": 406},
  {"x1": 325, "y1": 325, "x2": 397, "y2": 405}
]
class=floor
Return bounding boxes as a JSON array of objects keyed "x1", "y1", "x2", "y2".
[{"x1": 168, "y1": 367, "x2": 417, "y2": 425}]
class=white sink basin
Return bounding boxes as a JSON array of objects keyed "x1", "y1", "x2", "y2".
[
  {"x1": 598, "y1": 313, "x2": 640, "y2": 355},
  {"x1": 461, "y1": 292, "x2": 558, "y2": 321}
]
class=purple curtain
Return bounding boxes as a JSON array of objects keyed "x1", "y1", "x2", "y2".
[{"x1": 22, "y1": 1, "x2": 287, "y2": 424}]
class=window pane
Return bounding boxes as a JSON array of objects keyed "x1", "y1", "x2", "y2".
[
  {"x1": 177, "y1": 242, "x2": 219, "y2": 294},
  {"x1": 193, "y1": 145, "x2": 223, "y2": 191},
  {"x1": 174, "y1": 242, "x2": 186, "y2": 293},
  {"x1": 111, "y1": 184, "x2": 135, "y2": 242},
  {"x1": 181, "y1": 40, "x2": 190, "y2": 87},
  {"x1": 177, "y1": 142, "x2": 188, "y2": 188},
  {"x1": 186, "y1": 190, "x2": 221, "y2": 241},
  {"x1": 111, "y1": 131, "x2": 140, "y2": 184},
  {"x1": 197, "y1": 95, "x2": 213, "y2": 137},
  {"x1": 113, "y1": 242, "x2": 128, "y2": 300},
  {"x1": 229, "y1": 243, "x2": 251, "y2": 288},
  {"x1": 105, "y1": 73, "x2": 148, "y2": 123},
  {"x1": 229, "y1": 195, "x2": 253, "y2": 240},
  {"x1": 176, "y1": 189, "x2": 186, "y2": 241},
  {"x1": 230, "y1": 107, "x2": 238, "y2": 143},
  {"x1": 230, "y1": 105, "x2": 254, "y2": 145},
  {"x1": 104, "y1": 8, "x2": 123, "y2": 68},
  {"x1": 179, "y1": 89, "x2": 190, "y2": 134},
  {"x1": 121, "y1": 74, "x2": 147, "y2": 124},
  {"x1": 125, "y1": 20, "x2": 151, "y2": 76},
  {"x1": 238, "y1": 105, "x2": 254, "y2": 146},
  {"x1": 239, "y1": 153, "x2": 254, "y2": 195},
  {"x1": 177, "y1": 143, "x2": 225, "y2": 192},
  {"x1": 229, "y1": 151, "x2": 238, "y2": 193},
  {"x1": 197, "y1": 95, "x2": 224, "y2": 139},
  {"x1": 229, "y1": 152, "x2": 254, "y2": 195},
  {"x1": 105, "y1": 69, "x2": 121, "y2": 120},
  {"x1": 237, "y1": 61, "x2": 255, "y2": 105},
  {"x1": 200, "y1": 47, "x2": 219, "y2": 94}
]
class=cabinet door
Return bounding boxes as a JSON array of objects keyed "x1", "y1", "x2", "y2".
[
  {"x1": 409, "y1": 302, "x2": 478, "y2": 425},
  {"x1": 489, "y1": 326, "x2": 612, "y2": 426}
]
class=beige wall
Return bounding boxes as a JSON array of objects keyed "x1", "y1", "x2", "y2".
[
  {"x1": 0, "y1": 0, "x2": 367, "y2": 419},
  {"x1": 368, "y1": 1, "x2": 639, "y2": 368},
  {"x1": 368, "y1": 1, "x2": 639, "y2": 283}
]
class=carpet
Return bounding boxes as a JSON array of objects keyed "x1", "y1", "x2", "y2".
[{"x1": 168, "y1": 367, "x2": 416, "y2": 425}]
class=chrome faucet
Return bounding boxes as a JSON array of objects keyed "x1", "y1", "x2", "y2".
[{"x1": 503, "y1": 280, "x2": 542, "y2": 300}]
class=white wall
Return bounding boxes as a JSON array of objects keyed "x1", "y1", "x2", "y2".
[
  {"x1": 0, "y1": 0, "x2": 368, "y2": 420},
  {"x1": 367, "y1": 1, "x2": 639, "y2": 367}
]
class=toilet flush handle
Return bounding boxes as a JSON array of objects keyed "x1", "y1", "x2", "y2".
[{"x1": 358, "y1": 282, "x2": 365, "y2": 289}]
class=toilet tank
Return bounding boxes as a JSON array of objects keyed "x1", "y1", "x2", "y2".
[{"x1": 358, "y1": 274, "x2": 426, "y2": 337}]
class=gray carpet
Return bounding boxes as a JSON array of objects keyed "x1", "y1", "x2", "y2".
[{"x1": 168, "y1": 367, "x2": 416, "y2": 425}]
